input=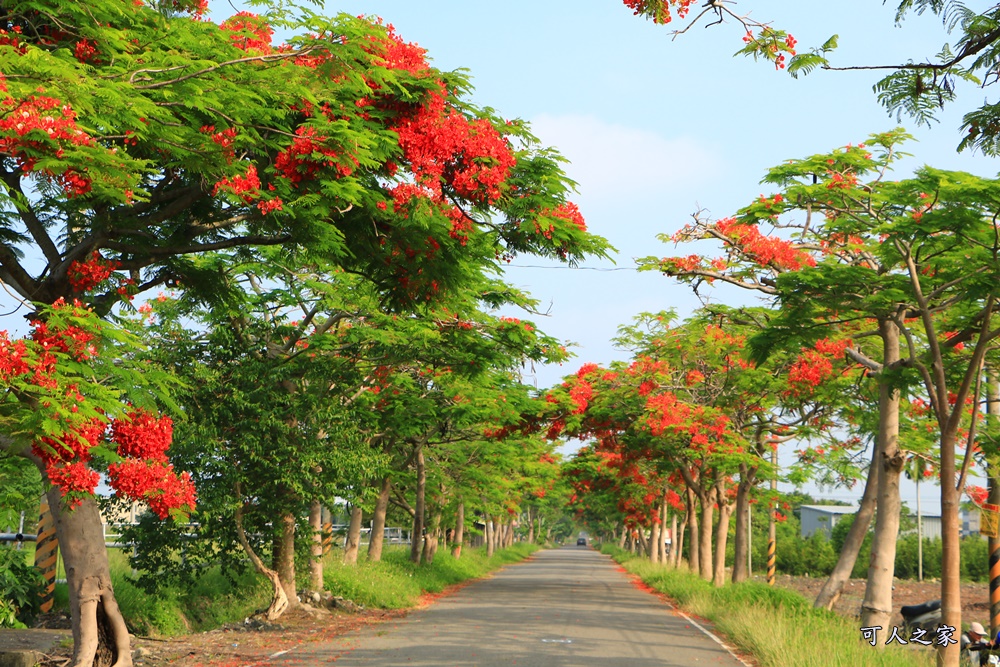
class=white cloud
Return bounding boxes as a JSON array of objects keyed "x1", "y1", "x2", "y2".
[{"x1": 528, "y1": 113, "x2": 721, "y2": 202}]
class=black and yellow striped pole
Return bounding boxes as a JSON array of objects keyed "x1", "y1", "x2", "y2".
[
  {"x1": 987, "y1": 370, "x2": 1000, "y2": 639},
  {"x1": 767, "y1": 446, "x2": 777, "y2": 586},
  {"x1": 321, "y1": 521, "x2": 333, "y2": 555},
  {"x1": 33, "y1": 495, "x2": 58, "y2": 613}
]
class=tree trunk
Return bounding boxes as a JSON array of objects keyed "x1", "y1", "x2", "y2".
[
  {"x1": 368, "y1": 475, "x2": 391, "y2": 562},
  {"x1": 732, "y1": 464, "x2": 757, "y2": 583},
  {"x1": 46, "y1": 488, "x2": 133, "y2": 667},
  {"x1": 713, "y1": 480, "x2": 732, "y2": 587},
  {"x1": 308, "y1": 498, "x2": 323, "y2": 591},
  {"x1": 410, "y1": 443, "x2": 426, "y2": 564},
  {"x1": 649, "y1": 513, "x2": 661, "y2": 562},
  {"x1": 452, "y1": 502, "x2": 464, "y2": 559},
  {"x1": 815, "y1": 447, "x2": 879, "y2": 609},
  {"x1": 635, "y1": 526, "x2": 648, "y2": 555},
  {"x1": 686, "y1": 487, "x2": 699, "y2": 575},
  {"x1": 699, "y1": 485, "x2": 716, "y2": 582},
  {"x1": 617, "y1": 523, "x2": 628, "y2": 549},
  {"x1": 940, "y1": 428, "x2": 962, "y2": 667},
  {"x1": 675, "y1": 515, "x2": 686, "y2": 568},
  {"x1": 485, "y1": 516, "x2": 495, "y2": 557},
  {"x1": 233, "y1": 491, "x2": 288, "y2": 622},
  {"x1": 506, "y1": 517, "x2": 515, "y2": 547},
  {"x1": 422, "y1": 510, "x2": 441, "y2": 564},
  {"x1": 526, "y1": 507, "x2": 535, "y2": 544},
  {"x1": 860, "y1": 319, "x2": 903, "y2": 637},
  {"x1": 670, "y1": 514, "x2": 679, "y2": 568},
  {"x1": 344, "y1": 504, "x2": 363, "y2": 565},
  {"x1": 276, "y1": 512, "x2": 298, "y2": 609}
]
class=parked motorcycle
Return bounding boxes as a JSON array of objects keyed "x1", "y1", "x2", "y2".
[{"x1": 900, "y1": 599, "x2": 942, "y2": 636}]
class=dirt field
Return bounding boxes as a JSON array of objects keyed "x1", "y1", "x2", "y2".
[{"x1": 768, "y1": 573, "x2": 992, "y2": 627}]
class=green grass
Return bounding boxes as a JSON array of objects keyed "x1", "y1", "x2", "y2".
[
  {"x1": 21, "y1": 541, "x2": 538, "y2": 636},
  {"x1": 323, "y1": 543, "x2": 539, "y2": 609},
  {"x1": 600, "y1": 544, "x2": 934, "y2": 667}
]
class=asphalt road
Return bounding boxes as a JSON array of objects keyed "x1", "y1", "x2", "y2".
[{"x1": 272, "y1": 547, "x2": 748, "y2": 667}]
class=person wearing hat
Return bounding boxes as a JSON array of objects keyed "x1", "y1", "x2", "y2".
[{"x1": 964, "y1": 622, "x2": 999, "y2": 666}]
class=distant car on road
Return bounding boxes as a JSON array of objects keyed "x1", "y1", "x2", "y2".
[{"x1": 576, "y1": 537, "x2": 587, "y2": 546}]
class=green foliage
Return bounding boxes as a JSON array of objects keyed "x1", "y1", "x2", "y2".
[{"x1": 0, "y1": 547, "x2": 43, "y2": 628}]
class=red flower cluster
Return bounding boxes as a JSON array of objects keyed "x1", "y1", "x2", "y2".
[
  {"x1": 213, "y1": 164, "x2": 261, "y2": 202},
  {"x1": 73, "y1": 39, "x2": 100, "y2": 64},
  {"x1": 111, "y1": 410, "x2": 172, "y2": 461},
  {"x1": 391, "y1": 89, "x2": 515, "y2": 205},
  {"x1": 542, "y1": 202, "x2": 587, "y2": 232},
  {"x1": 107, "y1": 460, "x2": 196, "y2": 519},
  {"x1": 0, "y1": 95, "x2": 94, "y2": 171},
  {"x1": 274, "y1": 127, "x2": 349, "y2": 186},
  {"x1": 787, "y1": 349, "x2": 834, "y2": 395},
  {"x1": 368, "y1": 23, "x2": 429, "y2": 74},
  {"x1": 219, "y1": 12, "x2": 273, "y2": 54},
  {"x1": 622, "y1": 0, "x2": 695, "y2": 24},
  {"x1": 715, "y1": 218, "x2": 816, "y2": 271},
  {"x1": 68, "y1": 251, "x2": 119, "y2": 292}
]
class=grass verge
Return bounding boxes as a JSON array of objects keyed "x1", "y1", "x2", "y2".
[
  {"x1": 323, "y1": 543, "x2": 539, "y2": 609},
  {"x1": 23, "y1": 542, "x2": 538, "y2": 636},
  {"x1": 599, "y1": 544, "x2": 934, "y2": 667}
]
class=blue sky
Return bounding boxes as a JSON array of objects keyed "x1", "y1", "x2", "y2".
[{"x1": 323, "y1": 0, "x2": 998, "y2": 511}]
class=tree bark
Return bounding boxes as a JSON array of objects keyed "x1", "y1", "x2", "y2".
[
  {"x1": 617, "y1": 523, "x2": 628, "y2": 550},
  {"x1": 713, "y1": 479, "x2": 732, "y2": 587},
  {"x1": 276, "y1": 512, "x2": 298, "y2": 608},
  {"x1": 731, "y1": 463, "x2": 758, "y2": 583},
  {"x1": 506, "y1": 517, "x2": 515, "y2": 548},
  {"x1": 409, "y1": 443, "x2": 426, "y2": 564},
  {"x1": 485, "y1": 515, "x2": 495, "y2": 557},
  {"x1": 368, "y1": 475, "x2": 391, "y2": 562},
  {"x1": 686, "y1": 487, "x2": 699, "y2": 575},
  {"x1": 649, "y1": 512, "x2": 661, "y2": 563},
  {"x1": 815, "y1": 447, "x2": 879, "y2": 609},
  {"x1": 308, "y1": 498, "x2": 323, "y2": 591},
  {"x1": 422, "y1": 509, "x2": 441, "y2": 564},
  {"x1": 670, "y1": 513, "x2": 679, "y2": 568},
  {"x1": 46, "y1": 488, "x2": 133, "y2": 667},
  {"x1": 452, "y1": 501, "x2": 464, "y2": 559},
  {"x1": 234, "y1": 491, "x2": 288, "y2": 622},
  {"x1": 344, "y1": 504, "x2": 363, "y2": 565},
  {"x1": 860, "y1": 319, "x2": 903, "y2": 637},
  {"x1": 526, "y1": 507, "x2": 535, "y2": 544},
  {"x1": 698, "y1": 485, "x2": 716, "y2": 581}
]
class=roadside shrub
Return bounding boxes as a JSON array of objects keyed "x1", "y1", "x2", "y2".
[{"x1": 0, "y1": 547, "x2": 43, "y2": 627}]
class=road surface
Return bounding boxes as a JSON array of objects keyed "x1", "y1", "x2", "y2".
[{"x1": 273, "y1": 547, "x2": 748, "y2": 666}]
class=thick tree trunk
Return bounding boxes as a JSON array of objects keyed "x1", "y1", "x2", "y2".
[
  {"x1": 698, "y1": 486, "x2": 716, "y2": 582},
  {"x1": 452, "y1": 502, "x2": 465, "y2": 559},
  {"x1": 940, "y1": 429, "x2": 962, "y2": 667},
  {"x1": 410, "y1": 444, "x2": 426, "y2": 564},
  {"x1": 344, "y1": 504, "x2": 363, "y2": 565},
  {"x1": 649, "y1": 513, "x2": 660, "y2": 562},
  {"x1": 276, "y1": 512, "x2": 298, "y2": 609},
  {"x1": 617, "y1": 523, "x2": 628, "y2": 550},
  {"x1": 422, "y1": 510, "x2": 441, "y2": 564},
  {"x1": 368, "y1": 476, "x2": 391, "y2": 562},
  {"x1": 46, "y1": 489, "x2": 133, "y2": 667},
  {"x1": 686, "y1": 488, "x2": 699, "y2": 575},
  {"x1": 860, "y1": 320, "x2": 903, "y2": 637},
  {"x1": 732, "y1": 464, "x2": 757, "y2": 583},
  {"x1": 308, "y1": 498, "x2": 323, "y2": 591},
  {"x1": 506, "y1": 517, "x2": 515, "y2": 547},
  {"x1": 713, "y1": 481, "x2": 732, "y2": 587},
  {"x1": 485, "y1": 516, "x2": 495, "y2": 557},
  {"x1": 526, "y1": 508, "x2": 535, "y2": 544},
  {"x1": 815, "y1": 448, "x2": 879, "y2": 609},
  {"x1": 233, "y1": 492, "x2": 288, "y2": 621}
]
